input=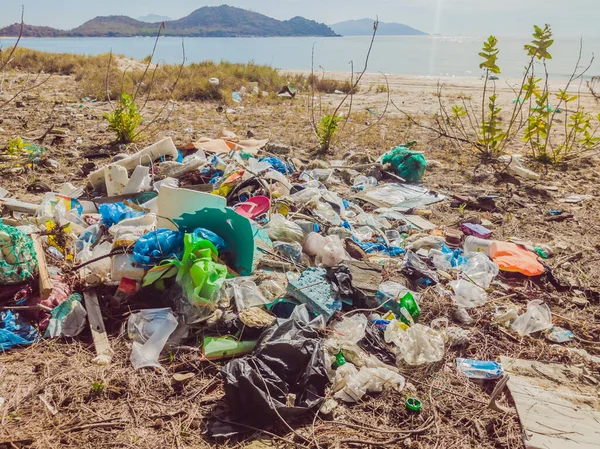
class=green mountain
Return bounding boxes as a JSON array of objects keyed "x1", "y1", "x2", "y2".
[
  {"x1": 330, "y1": 19, "x2": 427, "y2": 36},
  {"x1": 0, "y1": 5, "x2": 338, "y2": 38}
]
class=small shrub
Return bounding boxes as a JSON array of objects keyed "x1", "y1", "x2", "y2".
[
  {"x1": 104, "y1": 93, "x2": 142, "y2": 143},
  {"x1": 375, "y1": 84, "x2": 388, "y2": 93}
]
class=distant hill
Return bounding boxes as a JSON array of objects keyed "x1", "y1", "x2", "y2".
[
  {"x1": 137, "y1": 14, "x2": 172, "y2": 23},
  {"x1": 0, "y1": 5, "x2": 338, "y2": 38},
  {"x1": 331, "y1": 19, "x2": 427, "y2": 36}
]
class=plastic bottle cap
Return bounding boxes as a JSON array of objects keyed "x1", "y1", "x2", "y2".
[{"x1": 406, "y1": 397, "x2": 421, "y2": 412}]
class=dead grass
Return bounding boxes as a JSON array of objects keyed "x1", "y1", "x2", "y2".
[
  {"x1": 2, "y1": 48, "x2": 354, "y2": 103},
  {"x1": 0, "y1": 69, "x2": 599, "y2": 449}
]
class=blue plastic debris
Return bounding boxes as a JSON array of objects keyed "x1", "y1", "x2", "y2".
[
  {"x1": 0, "y1": 310, "x2": 39, "y2": 351},
  {"x1": 287, "y1": 268, "x2": 341, "y2": 320},
  {"x1": 456, "y1": 358, "x2": 503, "y2": 379},
  {"x1": 99, "y1": 202, "x2": 144, "y2": 227},
  {"x1": 259, "y1": 156, "x2": 291, "y2": 175},
  {"x1": 133, "y1": 229, "x2": 185, "y2": 268}
]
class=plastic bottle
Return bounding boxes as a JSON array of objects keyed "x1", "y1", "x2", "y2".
[
  {"x1": 463, "y1": 236, "x2": 493, "y2": 255},
  {"x1": 376, "y1": 281, "x2": 420, "y2": 325},
  {"x1": 75, "y1": 224, "x2": 103, "y2": 253},
  {"x1": 353, "y1": 176, "x2": 378, "y2": 189}
]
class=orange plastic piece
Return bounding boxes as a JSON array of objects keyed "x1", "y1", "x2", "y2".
[{"x1": 489, "y1": 242, "x2": 544, "y2": 276}]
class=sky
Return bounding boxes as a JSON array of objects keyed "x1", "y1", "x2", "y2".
[{"x1": 2, "y1": 0, "x2": 600, "y2": 37}]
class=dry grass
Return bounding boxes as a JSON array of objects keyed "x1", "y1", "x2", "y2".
[
  {"x1": 0, "y1": 66, "x2": 599, "y2": 449},
  {"x1": 2, "y1": 48, "x2": 356, "y2": 103}
]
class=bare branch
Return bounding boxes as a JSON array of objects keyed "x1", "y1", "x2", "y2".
[
  {"x1": 133, "y1": 23, "x2": 164, "y2": 102},
  {"x1": 0, "y1": 7, "x2": 24, "y2": 73}
]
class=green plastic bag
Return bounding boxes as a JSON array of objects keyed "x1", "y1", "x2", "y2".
[
  {"x1": 381, "y1": 146, "x2": 427, "y2": 183},
  {"x1": 143, "y1": 233, "x2": 228, "y2": 310}
]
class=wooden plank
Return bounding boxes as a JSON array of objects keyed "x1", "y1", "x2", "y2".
[
  {"x1": 501, "y1": 356, "x2": 600, "y2": 449},
  {"x1": 31, "y1": 234, "x2": 53, "y2": 300},
  {"x1": 83, "y1": 290, "x2": 113, "y2": 365},
  {"x1": 0, "y1": 198, "x2": 39, "y2": 215}
]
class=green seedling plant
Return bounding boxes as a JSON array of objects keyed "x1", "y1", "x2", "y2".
[
  {"x1": 104, "y1": 93, "x2": 142, "y2": 143},
  {"x1": 317, "y1": 114, "x2": 343, "y2": 153},
  {"x1": 91, "y1": 380, "x2": 105, "y2": 396}
]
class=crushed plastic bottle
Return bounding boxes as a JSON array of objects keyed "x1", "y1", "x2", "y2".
[{"x1": 375, "y1": 281, "x2": 420, "y2": 325}]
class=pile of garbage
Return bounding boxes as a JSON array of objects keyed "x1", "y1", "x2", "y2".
[{"x1": 0, "y1": 135, "x2": 580, "y2": 436}]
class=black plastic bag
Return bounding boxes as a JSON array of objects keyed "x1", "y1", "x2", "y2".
[{"x1": 210, "y1": 305, "x2": 328, "y2": 436}]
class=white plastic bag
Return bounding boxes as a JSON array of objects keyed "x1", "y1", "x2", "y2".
[
  {"x1": 128, "y1": 308, "x2": 179, "y2": 370},
  {"x1": 449, "y1": 279, "x2": 487, "y2": 308},
  {"x1": 303, "y1": 233, "x2": 345, "y2": 267},
  {"x1": 384, "y1": 321, "x2": 445, "y2": 365},
  {"x1": 333, "y1": 363, "x2": 405, "y2": 402},
  {"x1": 511, "y1": 300, "x2": 552, "y2": 336}
]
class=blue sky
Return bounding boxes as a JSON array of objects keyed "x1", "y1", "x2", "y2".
[{"x1": 2, "y1": 0, "x2": 600, "y2": 37}]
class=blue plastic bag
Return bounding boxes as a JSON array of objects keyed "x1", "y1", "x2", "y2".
[
  {"x1": 259, "y1": 156, "x2": 291, "y2": 175},
  {"x1": 99, "y1": 202, "x2": 144, "y2": 227},
  {"x1": 0, "y1": 310, "x2": 39, "y2": 351},
  {"x1": 133, "y1": 229, "x2": 185, "y2": 268},
  {"x1": 192, "y1": 228, "x2": 227, "y2": 252}
]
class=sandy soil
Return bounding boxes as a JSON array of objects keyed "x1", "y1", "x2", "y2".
[{"x1": 0, "y1": 70, "x2": 599, "y2": 449}]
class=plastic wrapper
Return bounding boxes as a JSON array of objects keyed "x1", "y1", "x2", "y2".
[
  {"x1": 511, "y1": 300, "x2": 553, "y2": 336},
  {"x1": 265, "y1": 214, "x2": 304, "y2": 244},
  {"x1": 384, "y1": 320, "x2": 445, "y2": 365},
  {"x1": 332, "y1": 363, "x2": 405, "y2": 402},
  {"x1": 44, "y1": 293, "x2": 87, "y2": 338},
  {"x1": 449, "y1": 279, "x2": 487, "y2": 308},
  {"x1": 128, "y1": 308, "x2": 179, "y2": 370},
  {"x1": 456, "y1": 358, "x2": 503, "y2": 379},
  {"x1": 214, "y1": 305, "x2": 328, "y2": 435}
]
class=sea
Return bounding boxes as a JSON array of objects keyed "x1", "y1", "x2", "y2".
[{"x1": 1, "y1": 35, "x2": 599, "y2": 80}]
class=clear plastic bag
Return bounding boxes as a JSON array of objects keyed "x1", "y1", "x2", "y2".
[
  {"x1": 265, "y1": 214, "x2": 304, "y2": 244},
  {"x1": 303, "y1": 233, "x2": 345, "y2": 267},
  {"x1": 384, "y1": 321, "x2": 445, "y2": 365},
  {"x1": 511, "y1": 300, "x2": 552, "y2": 336},
  {"x1": 226, "y1": 277, "x2": 269, "y2": 311},
  {"x1": 332, "y1": 314, "x2": 368, "y2": 344},
  {"x1": 462, "y1": 253, "x2": 499, "y2": 288},
  {"x1": 128, "y1": 308, "x2": 179, "y2": 370},
  {"x1": 449, "y1": 279, "x2": 487, "y2": 308}
]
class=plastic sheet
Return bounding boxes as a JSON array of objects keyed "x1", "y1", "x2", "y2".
[
  {"x1": 215, "y1": 305, "x2": 328, "y2": 433},
  {"x1": 332, "y1": 314, "x2": 368, "y2": 344},
  {"x1": 462, "y1": 253, "x2": 499, "y2": 288}
]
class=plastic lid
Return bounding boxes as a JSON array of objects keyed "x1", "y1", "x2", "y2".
[{"x1": 406, "y1": 397, "x2": 422, "y2": 412}]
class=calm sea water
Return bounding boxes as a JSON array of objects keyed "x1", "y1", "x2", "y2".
[{"x1": 1, "y1": 35, "x2": 598, "y2": 80}]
